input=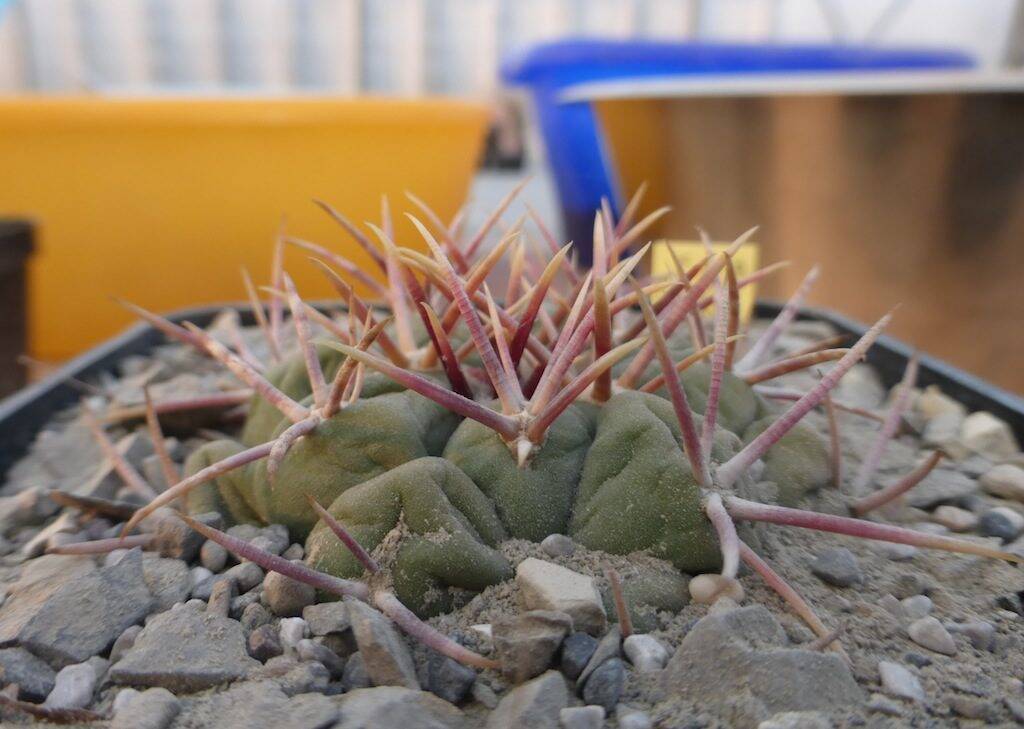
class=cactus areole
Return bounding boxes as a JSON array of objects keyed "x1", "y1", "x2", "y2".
[{"x1": 109, "y1": 189, "x2": 1018, "y2": 668}]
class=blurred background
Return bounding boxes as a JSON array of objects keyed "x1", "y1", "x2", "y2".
[{"x1": 0, "y1": 0, "x2": 1022, "y2": 395}]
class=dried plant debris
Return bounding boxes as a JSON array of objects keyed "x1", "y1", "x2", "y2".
[{"x1": 0, "y1": 190, "x2": 1021, "y2": 727}]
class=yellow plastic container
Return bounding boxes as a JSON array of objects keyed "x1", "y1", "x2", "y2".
[{"x1": 0, "y1": 96, "x2": 489, "y2": 361}]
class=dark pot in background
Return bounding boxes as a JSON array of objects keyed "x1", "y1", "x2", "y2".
[{"x1": 0, "y1": 222, "x2": 34, "y2": 398}]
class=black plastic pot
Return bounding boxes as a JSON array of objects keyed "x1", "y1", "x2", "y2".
[
  {"x1": 0, "y1": 301, "x2": 1021, "y2": 482},
  {"x1": 0, "y1": 221, "x2": 34, "y2": 398}
]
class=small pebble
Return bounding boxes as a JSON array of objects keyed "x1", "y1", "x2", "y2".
[
  {"x1": 810, "y1": 547, "x2": 862, "y2": 587},
  {"x1": 279, "y1": 616, "x2": 309, "y2": 651},
  {"x1": 907, "y1": 616, "x2": 957, "y2": 655},
  {"x1": 425, "y1": 650, "x2": 477, "y2": 704},
  {"x1": 470, "y1": 679, "x2": 499, "y2": 709},
  {"x1": 110, "y1": 624, "x2": 143, "y2": 663},
  {"x1": 282, "y1": 543, "x2": 304, "y2": 561},
  {"x1": 931, "y1": 505, "x2": 977, "y2": 532},
  {"x1": 540, "y1": 533, "x2": 575, "y2": 558},
  {"x1": 240, "y1": 602, "x2": 272, "y2": 633},
  {"x1": 189, "y1": 566, "x2": 213, "y2": 591},
  {"x1": 900, "y1": 595, "x2": 933, "y2": 620},
  {"x1": 112, "y1": 688, "x2": 140, "y2": 715},
  {"x1": 616, "y1": 704, "x2": 654, "y2": 729},
  {"x1": 879, "y1": 661, "x2": 925, "y2": 702},
  {"x1": 207, "y1": 576, "x2": 236, "y2": 617},
  {"x1": 263, "y1": 569, "x2": 316, "y2": 617},
  {"x1": 946, "y1": 620, "x2": 995, "y2": 651},
  {"x1": 903, "y1": 652, "x2": 932, "y2": 668},
  {"x1": 111, "y1": 687, "x2": 181, "y2": 729},
  {"x1": 297, "y1": 639, "x2": 345, "y2": 679},
  {"x1": 560, "y1": 632, "x2": 598, "y2": 681},
  {"x1": 623, "y1": 634, "x2": 668, "y2": 673},
  {"x1": 980, "y1": 464, "x2": 1024, "y2": 501},
  {"x1": 45, "y1": 662, "x2": 96, "y2": 710},
  {"x1": 876, "y1": 542, "x2": 918, "y2": 561},
  {"x1": 226, "y1": 561, "x2": 265, "y2": 592},
  {"x1": 199, "y1": 540, "x2": 228, "y2": 572},
  {"x1": 961, "y1": 411, "x2": 1020, "y2": 460},
  {"x1": 559, "y1": 705, "x2": 604, "y2": 729},
  {"x1": 183, "y1": 598, "x2": 207, "y2": 610},
  {"x1": 248, "y1": 624, "x2": 283, "y2": 662},
  {"x1": 867, "y1": 693, "x2": 903, "y2": 716},
  {"x1": 341, "y1": 652, "x2": 371, "y2": 691},
  {"x1": 979, "y1": 507, "x2": 1024, "y2": 541},
  {"x1": 581, "y1": 657, "x2": 625, "y2": 712}
]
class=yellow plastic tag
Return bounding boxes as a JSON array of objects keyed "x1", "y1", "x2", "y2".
[{"x1": 650, "y1": 240, "x2": 761, "y2": 323}]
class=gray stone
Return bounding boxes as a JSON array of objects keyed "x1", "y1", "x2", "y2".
[
  {"x1": 110, "y1": 605, "x2": 258, "y2": 692},
  {"x1": 268, "y1": 659, "x2": 330, "y2": 696},
  {"x1": 471, "y1": 679, "x2": 498, "y2": 708},
  {"x1": 931, "y1": 505, "x2": 977, "y2": 532},
  {"x1": 540, "y1": 534, "x2": 575, "y2": 558},
  {"x1": 110, "y1": 624, "x2": 143, "y2": 663},
  {"x1": 112, "y1": 687, "x2": 139, "y2": 715},
  {"x1": 226, "y1": 561, "x2": 265, "y2": 592},
  {"x1": 279, "y1": 617, "x2": 308, "y2": 651},
  {"x1": 878, "y1": 661, "x2": 924, "y2": 702},
  {"x1": 922, "y1": 413, "x2": 969, "y2": 461},
  {"x1": 758, "y1": 711, "x2": 830, "y2": 729},
  {"x1": 191, "y1": 572, "x2": 233, "y2": 602},
  {"x1": 581, "y1": 657, "x2": 624, "y2": 712},
  {"x1": 662, "y1": 606, "x2": 864, "y2": 724},
  {"x1": 231, "y1": 586, "x2": 263, "y2": 618},
  {"x1": 559, "y1": 632, "x2": 598, "y2": 681},
  {"x1": 111, "y1": 687, "x2": 180, "y2": 729},
  {"x1": 905, "y1": 467, "x2": 978, "y2": 509},
  {"x1": 0, "y1": 549, "x2": 154, "y2": 667},
  {"x1": 200, "y1": 540, "x2": 229, "y2": 572},
  {"x1": 946, "y1": 620, "x2": 995, "y2": 651},
  {"x1": 980, "y1": 464, "x2": 1024, "y2": 501},
  {"x1": 44, "y1": 661, "x2": 96, "y2": 710},
  {"x1": 348, "y1": 598, "x2": 418, "y2": 689},
  {"x1": 342, "y1": 652, "x2": 372, "y2": 691},
  {"x1": 241, "y1": 602, "x2": 271, "y2": 633},
  {"x1": 249, "y1": 624, "x2": 284, "y2": 662},
  {"x1": 264, "y1": 568, "x2": 316, "y2": 617},
  {"x1": 623, "y1": 633, "x2": 668, "y2": 673},
  {"x1": 577, "y1": 626, "x2": 621, "y2": 687},
  {"x1": 336, "y1": 686, "x2": 468, "y2": 729},
  {"x1": 183, "y1": 679, "x2": 337, "y2": 729},
  {"x1": 256, "y1": 524, "x2": 290, "y2": 556},
  {"x1": 899, "y1": 595, "x2": 933, "y2": 621},
  {"x1": 207, "y1": 575, "x2": 237, "y2": 617},
  {"x1": 493, "y1": 610, "x2": 572, "y2": 683},
  {"x1": 226, "y1": 523, "x2": 262, "y2": 542},
  {"x1": 907, "y1": 616, "x2": 957, "y2": 655},
  {"x1": 809, "y1": 547, "x2": 862, "y2": 587},
  {"x1": 282, "y1": 543, "x2": 304, "y2": 560},
  {"x1": 486, "y1": 670, "x2": 568, "y2": 729},
  {"x1": 867, "y1": 693, "x2": 903, "y2": 716},
  {"x1": 616, "y1": 705, "x2": 654, "y2": 729},
  {"x1": 304, "y1": 601, "x2": 351, "y2": 636},
  {"x1": 151, "y1": 511, "x2": 222, "y2": 562},
  {"x1": 961, "y1": 412, "x2": 1020, "y2": 460},
  {"x1": 189, "y1": 565, "x2": 213, "y2": 590},
  {"x1": 559, "y1": 705, "x2": 604, "y2": 729},
  {"x1": 0, "y1": 646, "x2": 56, "y2": 701},
  {"x1": 297, "y1": 639, "x2": 345, "y2": 679},
  {"x1": 875, "y1": 541, "x2": 917, "y2": 561},
  {"x1": 425, "y1": 649, "x2": 477, "y2": 704},
  {"x1": 979, "y1": 506, "x2": 1024, "y2": 541},
  {"x1": 516, "y1": 558, "x2": 606, "y2": 635},
  {"x1": 76, "y1": 431, "x2": 155, "y2": 500}
]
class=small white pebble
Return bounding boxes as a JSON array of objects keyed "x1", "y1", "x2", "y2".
[
  {"x1": 623, "y1": 634, "x2": 668, "y2": 673},
  {"x1": 45, "y1": 663, "x2": 96, "y2": 710},
  {"x1": 879, "y1": 661, "x2": 924, "y2": 703},
  {"x1": 559, "y1": 705, "x2": 604, "y2": 729},
  {"x1": 189, "y1": 566, "x2": 213, "y2": 590},
  {"x1": 279, "y1": 617, "x2": 309, "y2": 651},
  {"x1": 616, "y1": 704, "x2": 654, "y2": 729},
  {"x1": 875, "y1": 542, "x2": 918, "y2": 562},
  {"x1": 540, "y1": 533, "x2": 575, "y2": 558},
  {"x1": 907, "y1": 616, "x2": 957, "y2": 655},
  {"x1": 112, "y1": 688, "x2": 140, "y2": 715},
  {"x1": 900, "y1": 595, "x2": 933, "y2": 620},
  {"x1": 689, "y1": 574, "x2": 744, "y2": 605},
  {"x1": 469, "y1": 624, "x2": 493, "y2": 641}
]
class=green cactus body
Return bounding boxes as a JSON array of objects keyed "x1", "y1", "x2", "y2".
[
  {"x1": 743, "y1": 415, "x2": 830, "y2": 505},
  {"x1": 305, "y1": 457, "x2": 512, "y2": 615},
  {"x1": 442, "y1": 402, "x2": 597, "y2": 541}
]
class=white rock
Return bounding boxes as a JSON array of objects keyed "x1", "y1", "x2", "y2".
[
  {"x1": 469, "y1": 624, "x2": 493, "y2": 641},
  {"x1": 540, "y1": 534, "x2": 575, "y2": 558},
  {"x1": 559, "y1": 705, "x2": 604, "y2": 729},
  {"x1": 616, "y1": 705, "x2": 654, "y2": 729},
  {"x1": 45, "y1": 662, "x2": 96, "y2": 710},
  {"x1": 516, "y1": 558, "x2": 607, "y2": 635},
  {"x1": 980, "y1": 464, "x2": 1024, "y2": 502},
  {"x1": 961, "y1": 412, "x2": 1020, "y2": 461},
  {"x1": 879, "y1": 661, "x2": 924, "y2": 703},
  {"x1": 907, "y1": 616, "x2": 957, "y2": 655},
  {"x1": 931, "y1": 505, "x2": 977, "y2": 532},
  {"x1": 900, "y1": 595, "x2": 933, "y2": 620},
  {"x1": 189, "y1": 565, "x2": 213, "y2": 590},
  {"x1": 915, "y1": 385, "x2": 966, "y2": 421},
  {"x1": 875, "y1": 542, "x2": 918, "y2": 561},
  {"x1": 279, "y1": 617, "x2": 309, "y2": 651},
  {"x1": 922, "y1": 412, "x2": 969, "y2": 460},
  {"x1": 112, "y1": 688, "x2": 140, "y2": 715},
  {"x1": 623, "y1": 634, "x2": 669, "y2": 673}
]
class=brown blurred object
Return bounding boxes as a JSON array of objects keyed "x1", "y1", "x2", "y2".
[
  {"x1": 0, "y1": 222, "x2": 33, "y2": 398},
  {"x1": 589, "y1": 77, "x2": 1024, "y2": 394}
]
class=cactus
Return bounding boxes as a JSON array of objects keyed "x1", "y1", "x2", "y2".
[{"x1": 96, "y1": 187, "x2": 1020, "y2": 667}]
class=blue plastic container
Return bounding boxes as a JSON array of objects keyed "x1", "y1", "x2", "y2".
[{"x1": 502, "y1": 40, "x2": 973, "y2": 264}]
